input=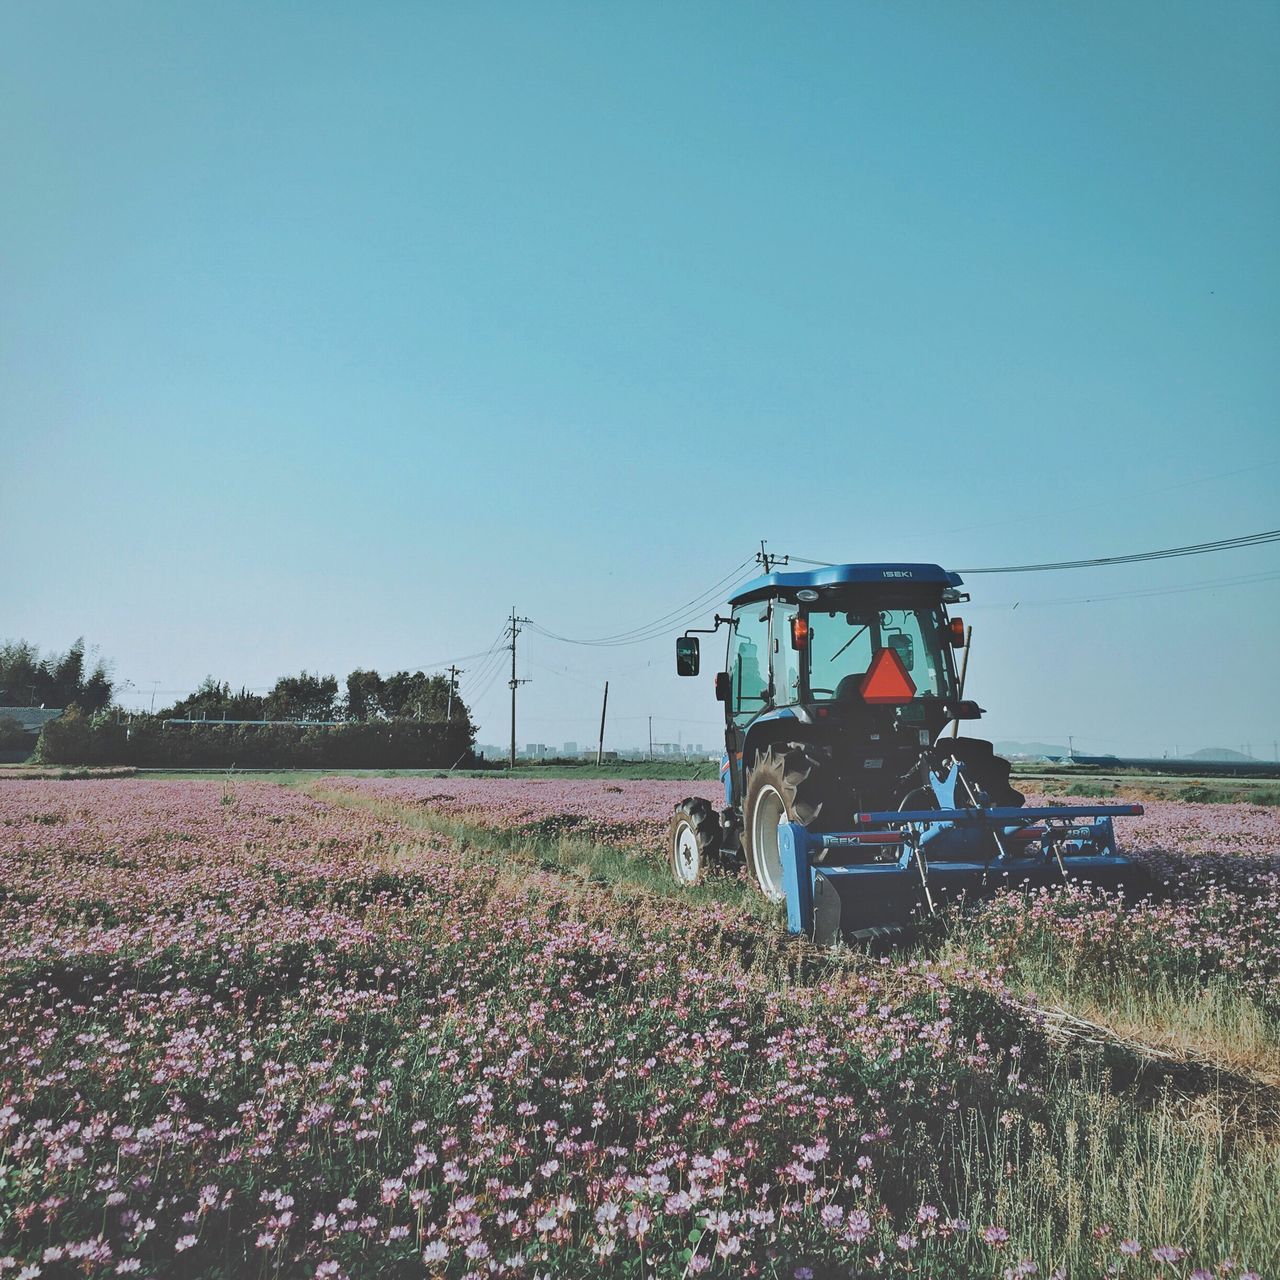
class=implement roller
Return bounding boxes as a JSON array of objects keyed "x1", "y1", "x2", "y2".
[{"x1": 670, "y1": 562, "x2": 1145, "y2": 941}]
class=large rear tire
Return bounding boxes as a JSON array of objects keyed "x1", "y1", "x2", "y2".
[
  {"x1": 742, "y1": 745, "x2": 827, "y2": 901},
  {"x1": 669, "y1": 797, "x2": 719, "y2": 887},
  {"x1": 940, "y1": 737, "x2": 1024, "y2": 807}
]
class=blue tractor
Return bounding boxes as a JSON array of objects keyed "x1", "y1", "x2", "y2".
[{"x1": 671, "y1": 563, "x2": 1144, "y2": 941}]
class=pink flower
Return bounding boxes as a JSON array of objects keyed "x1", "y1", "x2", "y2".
[{"x1": 845, "y1": 1209, "x2": 871, "y2": 1243}]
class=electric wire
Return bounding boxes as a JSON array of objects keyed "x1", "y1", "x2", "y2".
[
  {"x1": 463, "y1": 646, "x2": 511, "y2": 706},
  {"x1": 528, "y1": 556, "x2": 753, "y2": 645},
  {"x1": 527, "y1": 557, "x2": 757, "y2": 647},
  {"x1": 957, "y1": 529, "x2": 1280, "y2": 574},
  {"x1": 785, "y1": 528, "x2": 1280, "y2": 575},
  {"x1": 457, "y1": 625, "x2": 510, "y2": 688},
  {"x1": 466, "y1": 622, "x2": 519, "y2": 700},
  {"x1": 467, "y1": 663, "x2": 509, "y2": 709},
  {"x1": 460, "y1": 643, "x2": 507, "y2": 694}
]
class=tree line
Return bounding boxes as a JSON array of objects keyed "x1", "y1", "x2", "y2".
[
  {"x1": 161, "y1": 668, "x2": 474, "y2": 738},
  {"x1": 0, "y1": 639, "x2": 113, "y2": 713},
  {"x1": 1, "y1": 638, "x2": 478, "y2": 768}
]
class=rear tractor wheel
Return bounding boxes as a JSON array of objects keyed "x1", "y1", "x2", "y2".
[
  {"x1": 669, "y1": 797, "x2": 719, "y2": 887},
  {"x1": 742, "y1": 745, "x2": 828, "y2": 902},
  {"x1": 940, "y1": 737, "x2": 1024, "y2": 807}
]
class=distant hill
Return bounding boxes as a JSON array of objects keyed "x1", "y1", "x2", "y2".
[
  {"x1": 996, "y1": 740, "x2": 1069, "y2": 759},
  {"x1": 1186, "y1": 747, "x2": 1259, "y2": 762}
]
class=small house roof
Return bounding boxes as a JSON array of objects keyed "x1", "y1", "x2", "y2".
[{"x1": 0, "y1": 707, "x2": 65, "y2": 733}]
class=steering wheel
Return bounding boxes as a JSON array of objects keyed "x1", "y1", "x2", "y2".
[{"x1": 809, "y1": 687, "x2": 836, "y2": 696}]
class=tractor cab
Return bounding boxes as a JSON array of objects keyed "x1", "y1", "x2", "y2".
[{"x1": 679, "y1": 564, "x2": 976, "y2": 816}]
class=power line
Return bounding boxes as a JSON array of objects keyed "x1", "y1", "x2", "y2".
[
  {"x1": 956, "y1": 528, "x2": 1280, "y2": 574},
  {"x1": 786, "y1": 527, "x2": 1280, "y2": 576},
  {"x1": 467, "y1": 659, "x2": 510, "y2": 708},
  {"x1": 528, "y1": 557, "x2": 756, "y2": 648},
  {"x1": 460, "y1": 632, "x2": 510, "y2": 693}
]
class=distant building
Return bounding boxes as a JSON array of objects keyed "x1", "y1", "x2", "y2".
[
  {"x1": 0, "y1": 706, "x2": 64, "y2": 739},
  {"x1": 563, "y1": 741, "x2": 578, "y2": 755},
  {"x1": 0, "y1": 706, "x2": 63, "y2": 760}
]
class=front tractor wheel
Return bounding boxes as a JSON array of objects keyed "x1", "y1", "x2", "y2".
[
  {"x1": 669, "y1": 797, "x2": 719, "y2": 887},
  {"x1": 742, "y1": 745, "x2": 827, "y2": 902}
]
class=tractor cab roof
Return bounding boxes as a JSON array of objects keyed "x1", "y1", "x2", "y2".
[{"x1": 729, "y1": 563, "x2": 962, "y2": 606}]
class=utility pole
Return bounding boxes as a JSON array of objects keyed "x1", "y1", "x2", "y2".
[
  {"x1": 596, "y1": 681, "x2": 609, "y2": 766},
  {"x1": 648, "y1": 715, "x2": 653, "y2": 760},
  {"x1": 1068, "y1": 734, "x2": 1074, "y2": 760},
  {"x1": 149, "y1": 681, "x2": 161, "y2": 715},
  {"x1": 446, "y1": 665, "x2": 462, "y2": 723},
  {"x1": 756, "y1": 539, "x2": 789, "y2": 574},
  {"x1": 507, "y1": 608, "x2": 531, "y2": 769}
]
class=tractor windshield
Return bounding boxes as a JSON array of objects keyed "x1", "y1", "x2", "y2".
[{"x1": 805, "y1": 605, "x2": 955, "y2": 704}]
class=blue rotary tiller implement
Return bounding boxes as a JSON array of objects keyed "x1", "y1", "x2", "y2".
[{"x1": 670, "y1": 562, "x2": 1145, "y2": 942}]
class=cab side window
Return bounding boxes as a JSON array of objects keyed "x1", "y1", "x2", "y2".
[
  {"x1": 728, "y1": 604, "x2": 769, "y2": 726},
  {"x1": 771, "y1": 602, "x2": 801, "y2": 705}
]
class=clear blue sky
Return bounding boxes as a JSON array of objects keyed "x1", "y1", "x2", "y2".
[{"x1": 3, "y1": 2, "x2": 1277, "y2": 756}]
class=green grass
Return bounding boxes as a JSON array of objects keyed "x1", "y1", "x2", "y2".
[
  {"x1": 939, "y1": 1059, "x2": 1280, "y2": 1268},
  {"x1": 944, "y1": 930, "x2": 1280, "y2": 1084},
  {"x1": 304, "y1": 781, "x2": 778, "y2": 927}
]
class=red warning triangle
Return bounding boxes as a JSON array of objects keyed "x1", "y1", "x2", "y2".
[{"x1": 860, "y1": 647, "x2": 917, "y2": 704}]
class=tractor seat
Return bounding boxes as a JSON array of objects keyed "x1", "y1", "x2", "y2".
[{"x1": 835, "y1": 674, "x2": 866, "y2": 703}]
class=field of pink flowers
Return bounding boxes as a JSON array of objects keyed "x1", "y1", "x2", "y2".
[
  {"x1": 329, "y1": 777, "x2": 1280, "y2": 1019},
  {"x1": 321, "y1": 775, "x2": 727, "y2": 851},
  {"x1": 1, "y1": 777, "x2": 1275, "y2": 1278}
]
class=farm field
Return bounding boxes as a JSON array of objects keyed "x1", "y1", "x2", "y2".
[{"x1": 1, "y1": 777, "x2": 1277, "y2": 1278}]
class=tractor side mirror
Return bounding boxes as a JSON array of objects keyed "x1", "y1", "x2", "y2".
[
  {"x1": 676, "y1": 636, "x2": 700, "y2": 677},
  {"x1": 948, "y1": 699, "x2": 983, "y2": 720},
  {"x1": 714, "y1": 671, "x2": 731, "y2": 702}
]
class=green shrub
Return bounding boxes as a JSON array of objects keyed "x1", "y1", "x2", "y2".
[
  {"x1": 35, "y1": 713, "x2": 475, "y2": 770},
  {"x1": 0, "y1": 716, "x2": 29, "y2": 752}
]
